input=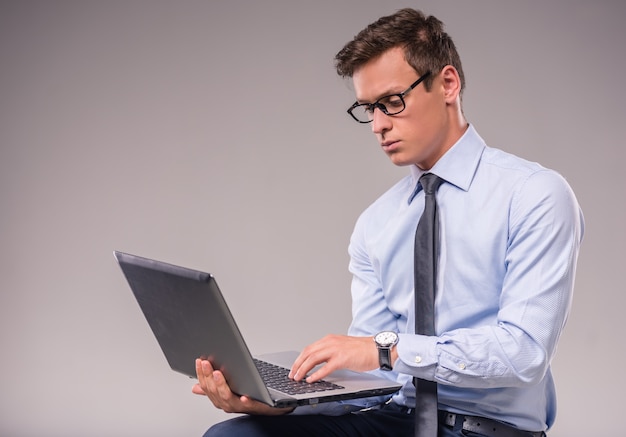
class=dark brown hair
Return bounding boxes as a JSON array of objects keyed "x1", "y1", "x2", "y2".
[{"x1": 334, "y1": 8, "x2": 465, "y2": 93}]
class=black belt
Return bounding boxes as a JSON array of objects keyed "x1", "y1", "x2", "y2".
[{"x1": 440, "y1": 411, "x2": 545, "y2": 437}]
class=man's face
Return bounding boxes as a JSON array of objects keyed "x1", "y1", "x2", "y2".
[{"x1": 352, "y1": 47, "x2": 455, "y2": 170}]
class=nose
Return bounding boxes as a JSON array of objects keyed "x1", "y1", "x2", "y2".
[{"x1": 371, "y1": 106, "x2": 391, "y2": 135}]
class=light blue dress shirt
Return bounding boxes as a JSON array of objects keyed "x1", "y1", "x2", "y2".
[{"x1": 337, "y1": 124, "x2": 584, "y2": 431}]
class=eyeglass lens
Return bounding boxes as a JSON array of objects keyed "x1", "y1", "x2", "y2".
[{"x1": 352, "y1": 94, "x2": 405, "y2": 122}]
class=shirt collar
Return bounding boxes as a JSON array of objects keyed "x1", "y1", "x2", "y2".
[{"x1": 408, "y1": 124, "x2": 486, "y2": 204}]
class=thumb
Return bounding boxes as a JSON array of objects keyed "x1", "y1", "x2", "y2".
[{"x1": 192, "y1": 383, "x2": 207, "y2": 396}]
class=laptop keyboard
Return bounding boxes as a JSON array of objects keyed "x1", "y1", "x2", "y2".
[{"x1": 253, "y1": 358, "x2": 344, "y2": 395}]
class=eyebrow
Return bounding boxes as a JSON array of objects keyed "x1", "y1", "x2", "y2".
[{"x1": 356, "y1": 87, "x2": 404, "y2": 104}]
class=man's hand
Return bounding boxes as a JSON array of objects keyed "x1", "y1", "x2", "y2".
[
  {"x1": 288, "y1": 334, "x2": 381, "y2": 383},
  {"x1": 192, "y1": 359, "x2": 294, "y2": 415}
]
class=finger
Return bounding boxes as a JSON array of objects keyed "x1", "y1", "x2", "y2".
[
  {"x1": 289, "y1": 336, "x2": 329, "y2": 375},
  {"x1": 196, "y1": 359, "x2": 215, "y2": 392},
  {"x1": 240, "y1": 396, "x2": 296, "y2": 416},
  {"x1": 197, "y1": 359, "x2": 232, "y2": 409},
  {"x1": 192, "y1": 383, "x2": 206, "y2": 395},
  {"x1": 195, "y1": 359, "x2": 207, "y2": 392},
  {"x1": 289, "y1": 338, "x2": 330, "y2": 380},
  {"x1": 239, "y1": 396, "x2": 267, "y2": 414},
  {"x1": 289, "y1": 354, "x2": 313, "y2": 381},
  {"x1": 201, "y1": 359, "x2": 216, "y2": 378},
  {"x1": 305, "y1": 361, "x2": 338, "y2": 383},
  {"x1": 291, "y1": 335, "x2": 349, "y2": 381},
  {"x1": 211, "y1": 369, "x2": 236, "y2": 400},
  {"x1": 293, "y1": 350, "x2": 332, "y2": 381},
  {"x1": 210, "y1": 368, "x2": 253, "y2": 413},
  {"x1": 289, "y1": 349, "x2": 309, "y2": 379}
]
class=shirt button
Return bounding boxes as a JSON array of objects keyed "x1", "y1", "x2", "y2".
[
  {"x1": 458, "y1": 363, "x2": 467, "y2": 370},
  {"x1": 415, "y1": 356, "x2": 423, "y2": 363}
]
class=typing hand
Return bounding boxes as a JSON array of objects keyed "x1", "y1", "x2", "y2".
[
  {"x1": 192, "y1": 359, "x2": 294, "y2": 415},
  {"x1": 288, "y1": 334, "x2": 380, "y2": 383}
]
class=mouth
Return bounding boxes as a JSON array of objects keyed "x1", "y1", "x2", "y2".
[{"x1": 381, "y1": 140, "x2": 399, "y2": 152}]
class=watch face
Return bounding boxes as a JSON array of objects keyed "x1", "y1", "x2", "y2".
[{"x1": 375, "y1": 331, "x2": 398, "y2": 347}]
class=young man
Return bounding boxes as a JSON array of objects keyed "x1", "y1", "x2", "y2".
[{"x1": 193, "y1": 8, "x2": 584, "y2": 437}]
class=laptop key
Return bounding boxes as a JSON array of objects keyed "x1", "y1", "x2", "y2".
[{"x1": 253, "y1": 358, "x2": 344, "y2": 395}]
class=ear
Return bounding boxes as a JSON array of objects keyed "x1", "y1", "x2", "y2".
[{"x1": 440, "y1": 65, "x2": 462, "y2": 104}]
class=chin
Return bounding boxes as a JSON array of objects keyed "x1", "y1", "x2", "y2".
[{"x1": 387, "y1": 154, "x2": 413, "y2": 167}]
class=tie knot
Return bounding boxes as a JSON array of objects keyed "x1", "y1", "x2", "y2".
[{"x1": 420, "y1": 173, "x2": 443, "y2": 195}]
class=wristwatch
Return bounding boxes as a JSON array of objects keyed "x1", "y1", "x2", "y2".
[{"x1": 374, "y1": 331, "x2": 399, "y2": 371}]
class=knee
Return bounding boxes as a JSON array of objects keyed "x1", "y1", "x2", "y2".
[
  {"x1": 202, "y1": 422, "x2": 227, "y2": 437},
  {"x1": 202, "y1": 420, "x2": 230, "y2": 437},
  {"x1": 203, "y1": 416, "x2": 259, "y2": 437}
]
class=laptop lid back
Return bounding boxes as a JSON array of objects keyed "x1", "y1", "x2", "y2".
[{"x1": 114, "y1": 250, "x2": 274, "y2": 405}]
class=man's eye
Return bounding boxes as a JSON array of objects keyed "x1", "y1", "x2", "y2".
[{"x1": 383, "y1": 96, "x2": 404, "y2": 108}]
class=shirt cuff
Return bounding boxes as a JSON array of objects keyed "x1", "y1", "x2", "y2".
[{"x1": 394, "y1": 333, "x2": 439, "y2": 379}]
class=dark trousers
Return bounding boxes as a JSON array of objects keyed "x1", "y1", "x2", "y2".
[{"x1": 203, "y1": 403, "x2": 536, "y2": 437}]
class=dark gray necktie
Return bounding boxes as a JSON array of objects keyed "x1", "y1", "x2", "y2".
[{"x1": 413, "y1": 173, "x2": 443, "y2": 437}]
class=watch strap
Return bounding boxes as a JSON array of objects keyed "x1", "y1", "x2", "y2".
[{"x1": 378, "y1": 346, "x2": 393, "y2": 371}]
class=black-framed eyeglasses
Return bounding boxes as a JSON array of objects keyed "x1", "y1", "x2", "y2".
[{"x1": 347, "y1": 71, "x2": 431, "y2": 123}]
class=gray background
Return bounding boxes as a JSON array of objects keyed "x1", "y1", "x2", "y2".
[{"x1": 1, "y1": 1, "x2": 623, "y2": 436}]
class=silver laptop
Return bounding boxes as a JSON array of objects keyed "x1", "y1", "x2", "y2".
[{"x1": 114, "y1": 251, "x2": 401, "y2": 408}]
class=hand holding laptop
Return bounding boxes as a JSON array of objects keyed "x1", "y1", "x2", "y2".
[
  {"x1": 193, "y1": 334, "x2": 386, "y2": 416},
  {"x1": 193, "y1": 359, "x2": 295, "y2": 416}
]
